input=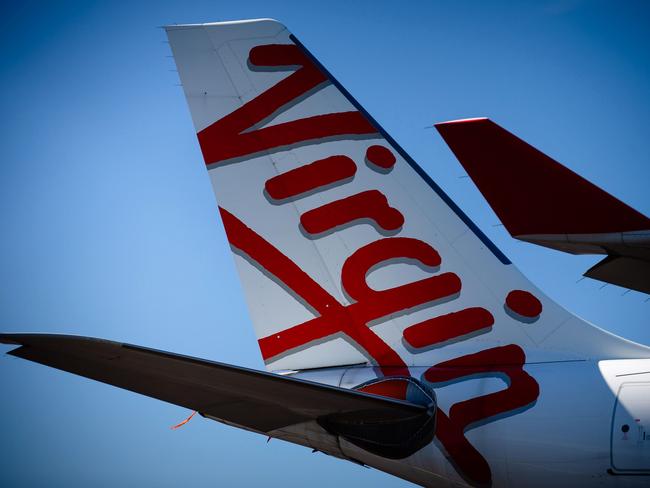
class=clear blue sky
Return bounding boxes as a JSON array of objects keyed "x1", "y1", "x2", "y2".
[{"x1": 1, "y1": 1, "x2": 649, "y2": 486}]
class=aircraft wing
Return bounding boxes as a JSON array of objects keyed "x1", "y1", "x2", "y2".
[
  {"x1": 0, "y1": 333, "x2": 424, "y2": 432},
  {"x1": 0, "y1": 333, "x2": 431, "y2": 460},
  {"x1": 436, "y1": 117, "x2": 650, "y2": 293}
]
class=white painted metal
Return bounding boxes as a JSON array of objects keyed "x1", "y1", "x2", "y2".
[
  {"x1": 611, "y1": 382, "x2": 650, "y2": 473},
  {"x1": 165, "y1": 19, "x2": 650, "y2": 487},
  {"x1": 166, "y1": 20, "x2": 649, "y2": 371}
]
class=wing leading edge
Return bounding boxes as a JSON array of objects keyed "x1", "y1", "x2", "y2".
[{"x1": 0, "y1": 334, "x2": 433, "y2": 459}]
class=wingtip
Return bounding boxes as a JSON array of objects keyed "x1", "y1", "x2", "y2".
[
  {"x1": 435, "y1": 117, "x2": 650, "y2": 236},
  {"x1": 434, "y1": 117, "x2": 490, "y2": 129},
  {"x1": 0, "y1": 333, "x2": 91, "y2": 347},
  {"x1": 0, "y1": 334, "x2": 23, "y2": 345},
  {"x1": 163, "y1": 18, "x2": 284, "y2": 31}
]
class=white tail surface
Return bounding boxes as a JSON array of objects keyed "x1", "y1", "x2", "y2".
[{"x1": 165, "y1": 19, "x2": 648, "y2": 372}]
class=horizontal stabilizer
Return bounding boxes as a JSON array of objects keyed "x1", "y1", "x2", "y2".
[
  {"x1": 0, "y1": 334, "x2": 425, "y2": 435},
  {"x1": 435, "y1": 118, "x2": 650, "y2": 236},
  {"x1": 585, "y1": 256, "x2": 650, "y2": 294}
]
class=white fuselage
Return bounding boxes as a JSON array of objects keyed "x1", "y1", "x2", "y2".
[{"x1": 291, "y1": 359, "x2": 650, "y2": 487}]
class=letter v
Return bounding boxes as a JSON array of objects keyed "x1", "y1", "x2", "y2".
[{"x1": 198, "y1": 44, "x2": 378, "y2": 167}]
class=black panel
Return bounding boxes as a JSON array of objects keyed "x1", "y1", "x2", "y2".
[{"x1": 1, "y1": 334, "x2": 425, "y2": 435}]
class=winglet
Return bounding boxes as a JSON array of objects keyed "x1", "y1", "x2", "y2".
[
  {"x1": 435, "y1": 118, "x2": 650, "y2": 237},
  {"x1": 0, "y1": 334, "x2": 25, "y2": 346}
]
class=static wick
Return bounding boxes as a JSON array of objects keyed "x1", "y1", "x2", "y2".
[{"x1": 171, "y1": 411, "x2": 197, "y2": 430}]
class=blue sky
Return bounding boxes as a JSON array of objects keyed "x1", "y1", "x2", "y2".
[{"x1": 1, "y1": 1, "x2": 649, "y2": 486}]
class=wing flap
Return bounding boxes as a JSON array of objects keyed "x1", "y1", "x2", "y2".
[
  {"x1": 585, "y1": 256, "x2": 650, "y2": 294},
  {"x1": 0, "y1": 334, "x2": 424, "y2": 434}
]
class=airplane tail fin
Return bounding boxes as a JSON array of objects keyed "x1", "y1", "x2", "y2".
[
  {"x1": 165, "y1": 20, "x2": 649, "y2": 372},
  {"x1": 435, "y1": 117, "x2": 650, "y2": 237},
  {"x1": 435, "y1": 118, "x2": 650, "y2": 293}
]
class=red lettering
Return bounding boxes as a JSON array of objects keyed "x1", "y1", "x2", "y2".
[
  {"x1": 403, "y1": 308, "x2": 494, "y2": 349},
  {"x1": 265, "y1": 155, "x2": 357, "y2": 201},
  {"x1": 300, "y1": 190, "x2": 404, "y2": 236},
  {"x1": 434, "y1": 412, "x2": 492, "y2": 486},
  {"x1": 365, "y1": 145, "x2": 397, "y2": 171},
  {"x1": 341, "y1": 237, "x2": 442, "y2": 300},
  {"x1": 207, "y1": 39, "x2": 544, "y2": 488},
  {"x1": 219, "y1": 207, "x2": 462, "y2": 376},
  {"x1": 198, "y1": 44, "x2": 377, "y2": 166},
  {"x1": 505, "y1": 289, "x2": 543, "y2": 320},
  {"x1": 259, "y1": 237, "x2": 460, "y2": 373},
  {"x1": 424, "y1": 345, "x2": 540, "y2": 486}
]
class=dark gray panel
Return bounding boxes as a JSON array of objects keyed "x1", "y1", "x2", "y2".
[
  {"x1": 0, "y1": 334, "x2": 423, "y2": 434},
  {"x1": 585, "y1": 256, "x2": 650, "y2": 294}
]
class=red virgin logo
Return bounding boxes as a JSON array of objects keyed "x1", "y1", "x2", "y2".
[{"x1": 200, "y1": 43, "x2": 541, "y2": 487}]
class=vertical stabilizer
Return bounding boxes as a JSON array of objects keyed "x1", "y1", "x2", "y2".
[{"x1": 166, "y1": 20, "x2": 649, "y2": 372}]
